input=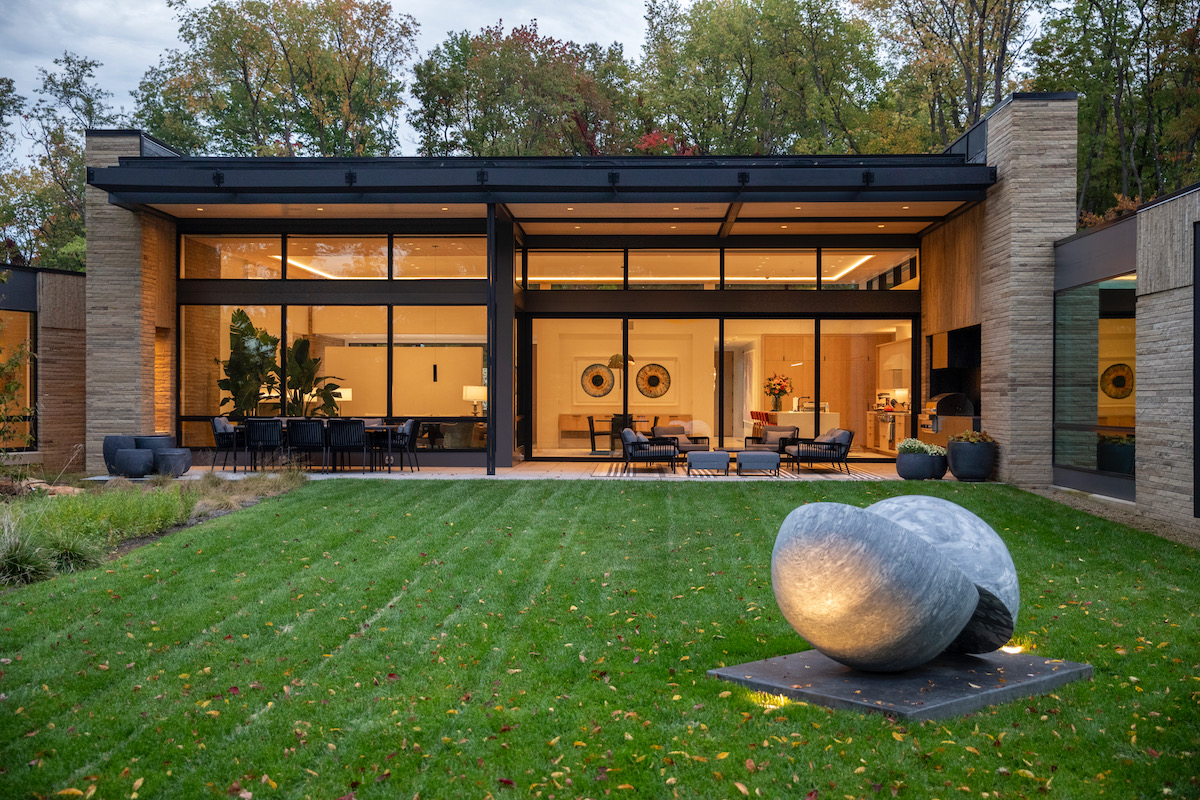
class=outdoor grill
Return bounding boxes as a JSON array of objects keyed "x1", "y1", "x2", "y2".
[{"x1": 918, "y1": 393, "x2": 975, "y2": 434}]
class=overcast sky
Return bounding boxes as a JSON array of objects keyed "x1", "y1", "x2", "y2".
[{"x1": 0, "y1": 0, "x2": 651, "y2": 154}]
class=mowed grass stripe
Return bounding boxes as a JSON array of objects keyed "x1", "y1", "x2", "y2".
[{"x1": 1, "y1": 480, "x2": 1196, "y2": 799}]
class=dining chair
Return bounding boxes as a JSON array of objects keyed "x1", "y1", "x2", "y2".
[
  {"x1": 327, "y1": 418, "x2": 369, "y2": 472},
  {"x1": 286, "y1": 418, "x2": 328, "y2": 472},
  {"x1": 245, "y1": 418, "x2": 284, "y2": 471}
]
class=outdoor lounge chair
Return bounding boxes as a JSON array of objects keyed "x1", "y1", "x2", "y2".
[
  {"x1": 785, "y1": 428, "x2": 855, "y2": 474},
  {"x1": 744, "y1": 424, "x2": 798, "y2": 453},
  {"x1": 619, "y1": 427, "x2": 678, "y2": 473},
  {"x1": 651, "y1": 424, "x2": 710, "y2": 454}
]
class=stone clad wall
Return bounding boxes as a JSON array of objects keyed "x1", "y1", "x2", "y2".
[
  {"x1": 980, "y1": 97, "x2": 1079, "y2": 486},
  {"x1": 36, "y1": 271, "x2": 86, "y2": 473},
  {"x1": 1135, "y1": 190, "x2": 1198, "y2": 530},
  {"x1": 85, "y1": 133, "x2": 178, "y2": 473}
]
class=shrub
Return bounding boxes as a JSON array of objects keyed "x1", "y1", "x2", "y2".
[
  {"x1": 41, "y1": 528, "x2": 105, "y2": 573},
  {"x1": 897, "y1": 438, "x2": 946, "y2": 456},
  {"x1": 949, "y1": 430, "x2": 996, "y2": 444},
  {"x1": 0, "y1": 528, "x2": 54, "y2": 586}
]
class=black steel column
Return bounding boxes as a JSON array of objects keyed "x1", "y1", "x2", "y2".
[{"x1": 486, "y1": 205, "x2": 497, "y2": 475}]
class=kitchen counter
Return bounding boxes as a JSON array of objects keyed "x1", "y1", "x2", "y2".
[{"x1": 868, "y1": 411, "x2": 910, "y2": 454}]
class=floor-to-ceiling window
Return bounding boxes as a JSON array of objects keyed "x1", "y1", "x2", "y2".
[
  {"x1": 820, "y1": 320, "x2": 913, "y2": 455},
  {"x1": 722, "y1": 319, "x2": 816, "y2": 444},
  {"x1": 1054, "y1": 273, "x2": 1136, "y2": 495}
]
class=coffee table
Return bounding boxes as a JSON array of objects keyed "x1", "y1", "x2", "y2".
[{"x1": 686, "y1": 450, "x2": 730, "y2": 475}]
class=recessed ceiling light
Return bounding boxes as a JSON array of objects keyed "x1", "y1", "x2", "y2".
[
  {"x1": 670, "y1": 226, "x2": 677, "y2": 229},
  {"x1": 901, "y1": 205, "x2": 910, "y2": 210},
  {"x1": 877, "y1": 224, "x2": 886, "y2": 228},
  {"x1": 441, "y1": 207, "x2": 449, "y2": 211},
  {"x1": 574, "y1": 226, "x2": 581, "y2": 229},
  {"x1": 566, "y1": 206, "x2": 574, "y2": 211},
  {"x1": 196, "y1": 207, "x2": 204, "y2": 211},
  {"x1": 673, "y1": 207, "x2": 680, "y2": 210},
  {"x1": 793, "y1": 206, "x2": 802, "y2": 210},
  {"x1": 316, "y1": 207, "x2": 324, "y2": 211},
  {"x1": 780, "y1": 225, "x2": 788, "y2": 229}
]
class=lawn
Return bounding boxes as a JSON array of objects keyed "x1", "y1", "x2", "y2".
[{"x1": 1, "y1": 479, "x2": 1196, "y2": 799}]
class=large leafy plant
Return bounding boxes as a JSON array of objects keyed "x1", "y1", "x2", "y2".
[
  {"x1": 216, "y1": 309, "x2": 279, "y2": 417},
  {"x1": 275, "y1": 336, "x2": 342, "y2": 417}
]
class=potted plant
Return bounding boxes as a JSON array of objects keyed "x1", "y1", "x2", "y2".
[
  {"x1": 895, "y1": 438, "x2": 948, "y2": 480},
  {"x1": 763, "y1": 374, "x2": 792, "y2": 412},
  {"x1": 215, "y1": 309, "x2": 280, "y2": 418},
  {"x1": 274, "y1": 336, "x2": 343, "y2": 417},
  {"x1": 947, "y1": 430, "x2": 997, "y2": 482},
  {"x1": 1096, "y1": 433, "x2": 1135, "y2": 475}
]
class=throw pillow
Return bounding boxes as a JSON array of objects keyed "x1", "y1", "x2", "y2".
[
  {"x1": 763, "y1": 430, "x2": 787, "y2": 446},
  {"x1": 814, "y1": 433, "x2": 835, "y2": 443},
  {"x1": 215, "y1": 417, "x2": 234, "y2": 433}
]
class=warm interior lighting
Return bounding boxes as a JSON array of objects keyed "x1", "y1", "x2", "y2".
[
  {"x1": 780, "y1": 225, "x2": 788, "y2": 229},
  {"x1": 317, "y1": 207, "x2": 324, "y2": 211},
  {"x1": 606, "y1": 353, "x2": 635, "y2": 369},
  {"x1": 821, "y1": 254, "x2": 875, "y2": 281},
  {"x1": 271, "y1": 255, "x2": 340, "y2": 279},
  {"x1": 790, "y1": 361, "x2": 804, "y2": 366},
  {"x1": 1112, "y1": 274, "x2": 1137, "y2": 281},
  {"x1": 462, "y1": 384, "x2": 487, "y2": 415},
  {"x1": 196, "y1": 207, "x2": 204, "y2": 211},
  {"x1": 901, "y1": 205, "x2": 910, "y2": 210},
  {"x1": 441, "y1": 207, "x2": 449, "y2": 211},
  {"x1": 877, "y1": 224, "x2": 886, "y2": 228}
]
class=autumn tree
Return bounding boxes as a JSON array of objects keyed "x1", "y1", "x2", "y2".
[
  {"x1": 409, "y1": 21, "x2": 638, "y2": 157},
  {"x1": 857, "y1": 0, "x2": 1037, "y2": 146},
  {"x1": 134, "y1": 0, "x2": 418, "y2": 156},
  {"x1": 1030, "y1": 0, "x2": 1200, "y2": 219}
]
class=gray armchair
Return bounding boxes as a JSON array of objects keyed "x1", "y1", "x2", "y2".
[
  {"x1": 620, "y1": 427, "x2": 678, "y2": 473},
  {"x1": 785, "y1": 428, "x2": 855, "y2": 474},
  {"x1": 651, "y1": 425, "x2": 710, "y2": 454},
  {"x1": 744, "y1": 425, "x2": 798, "y2": 453}
]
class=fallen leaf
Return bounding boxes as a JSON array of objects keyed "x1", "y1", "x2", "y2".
[{"x1": 734, "y1": 781, "x2": 750, "y2": 796}]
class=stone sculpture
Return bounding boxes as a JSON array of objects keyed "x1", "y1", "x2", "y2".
[{"x1": 771, "y1": 496, "x2": 1019, "y2": 672}]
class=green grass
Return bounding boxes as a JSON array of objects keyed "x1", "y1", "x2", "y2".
[{"x1": 0, "y1": 480, "x2": 1196, "y2": 799}]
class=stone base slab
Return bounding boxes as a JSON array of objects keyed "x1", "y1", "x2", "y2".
[{"x1": 708, "y1": 650, "x2": 1092, "y2": 720}]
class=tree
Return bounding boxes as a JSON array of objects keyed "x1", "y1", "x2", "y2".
[
  {"x1": 135, "y1": 0, "x2": 417, "y2": 156},
  {"x1": 1030, "y1": 0, "x2": 1200, "y2": 219},
  {"x1": 856, "y1": 0, "x2": 1038, "y2": 146},
  {"x1": 0, "y1": 52, "x2": 111, "y2": 271},
  {"x1": 409, "y1": 21, "x2": 638, "y2": 157}
]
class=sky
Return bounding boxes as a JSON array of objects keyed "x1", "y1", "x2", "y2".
[{"x1": 0, "y1": 0, "x2": 652, "y2": 154}]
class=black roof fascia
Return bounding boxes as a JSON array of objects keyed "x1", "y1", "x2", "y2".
[{"x1": 88, "y1": 156, "x2": 995, "y2": 207}]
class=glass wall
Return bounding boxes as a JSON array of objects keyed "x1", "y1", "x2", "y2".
[
  {"x1": 180, "y1": 305, "x2": 282, "y2": 445},
  {"x1": 287, "y1": 306, "x2": 387, "y2": 415},
  {"x1": 722, "y1": 320, "x2": 816, "y2": 444},
  {"x1": 0, "y1": 310, "x2": 32, "y2": 449},
  {"x1": 527, "y1": 251, "x2": 623, "y2": 289},
  {"x1": 393, "y1": 237, "x2": 486, "y2": 279},
  {"x1": 823, "y1": 249, "x2": 918, "y2": 290},
  {"x1": 181, "y1": 236, "x2": 282, "y2": 279},
  {"x1": 288, "y1": 236, "x2": 387, "y2": 280},
  {"x1": 532, "y1": 319, "x2": 624, "y2": 455},
  {"x1": 725, "y1": 250, "x2": 817, "y2": 289},
  {"x1": 628, "y1": 318, "x2": 719, "y2": 443},
  {"x1": 627, "y1": 250, "x2": 719, "y2": 289},
  {"x1": 1054, "y1": 275, "x2": 1136, "y2": 476},
  {"x1": 820, "y1": 320, "x2": 912, "y2": 454}
]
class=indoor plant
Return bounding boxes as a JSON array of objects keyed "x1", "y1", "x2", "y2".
[
  {"x1": 947, "y1": 430, "x2": 997, "y2": 482},
  {"x1": 895, "y1": 438, "x2": 948, "y2": 480},
  {"x1": 763, "y1": 374, "x2": 792, "y2": 412},
  {"x1": 273, "y1": 336, "x2": 343, "y2": 417},
  {"x1": 215, "y1": 309, "x2": 280, "y2": 418}
]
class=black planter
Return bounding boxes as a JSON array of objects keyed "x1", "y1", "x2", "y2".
[
  {"x1": 102, "y1": 435, "x2": 137, "y2": 475},
  {"x1": 153, "y1": 448, "x2": 192, "y2": 477},
  {"x1": 1097, "y1": 443, "x2": 1134, "y2": 475},
  {"x1": 895, "y1": 453, "x2": 948, "y2": 480},
  {"x1": 135, "y1": 434, "x2": 176, "y2": 452},
  {"x1": 113, "y1": 448, "x2": 155, "y2": 478},
  {"x1": 947, "y1": 441, "x2": 996, "y2": 482}
]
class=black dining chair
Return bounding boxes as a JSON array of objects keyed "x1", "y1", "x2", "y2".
[
  {"x1": 245, "y1": 418, "x2": 284, "y2": 471},
  {"x1": 393, "y1": 418, "x2": 420, "y2": 472},
  {"x1": 211, "y1": 417, "x2": 242, "y2": 472},
  {"x1": 287, "y1": 418, "x2": 328, "y2": 472},
  {"x1": 328, "y1": 418, "x2": 369, "y2": 472}
]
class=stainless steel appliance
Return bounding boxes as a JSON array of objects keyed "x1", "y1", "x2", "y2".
[{"x1": 918, "y1": 393, "x2": 977, "y2": 447}]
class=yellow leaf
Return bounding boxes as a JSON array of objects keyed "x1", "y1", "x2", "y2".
[
  {"x1": 1016, "y1": 769, "x2": 1036, "y2": 779},
  {"x1": 892, "y1": 732, "x2": 905, "y2": 741},
  {"x1": 132, "y1": 778, "x2": 144, "y2": 791},
  {"x1": 548, "y1": 736, "x2": 560, "y2": 746},
  {"x1": 717, "y1": 752, "x2": 729, "y2": 760},
  {"x1": 56, "y1": 790, "x2": 84, "y2": 797},
  {"x1": 84, "y1": 787, "x2": 96, "y2": 800},
  {"x1": 734, "y1": 781, "x2": 750, "y2": 796},
  {"x1": 446, "y1": 709, "x2": 458, "y2": 715},
  {"x1": 965, "y1": 746, "x2": 980, "y2": 755},
  {"x1": 617, "y1": 784, "x2": 634, "y2": 790},
  {"x1": 719, "y1": 691, "x2": 731, "y2": 698},
  {"x1": 574, "y1": 741, "x2": 587, "y2": 747},
  {"x1": 854, "y1": 766, "x2": 866, "y2": 774}
]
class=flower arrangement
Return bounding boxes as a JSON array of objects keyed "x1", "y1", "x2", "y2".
[
  {"x1": 949, "y1": 430, "x2": 995, "y2": 444},
  {"x1": 763, "y1": 374, "x2": 793, "y2": 398},
  {"x1": 897, "y1": 437, "x2": 946, "y2": 456}
]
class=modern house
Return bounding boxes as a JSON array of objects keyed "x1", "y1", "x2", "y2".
[{"x1": 81, "y1": 92, "x2": 1197, "y2": 530}]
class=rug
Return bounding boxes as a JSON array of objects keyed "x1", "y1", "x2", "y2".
[{"x1": 590, "y1": 463, "x2": 882, "y2": 480}]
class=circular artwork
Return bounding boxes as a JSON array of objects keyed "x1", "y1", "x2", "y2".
[
  {"x1": 1100, "y1": 363, "x2": 1134, "y2": 399},
  {"x1": 581, "y1": 363, "x2": 615, "y2": 397},
  {"x1": 636, "y1": 363, "x2": 671, "y2": 398}
]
